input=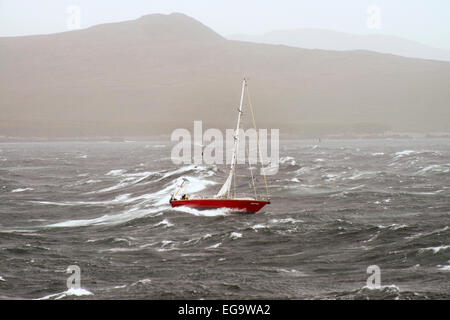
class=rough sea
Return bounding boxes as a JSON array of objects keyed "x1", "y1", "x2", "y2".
[{"x1": 0, "y1": 139, "x2": 449, "y2": 299}]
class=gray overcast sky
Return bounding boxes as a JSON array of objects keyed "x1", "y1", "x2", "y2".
[{"x1": 1, "y1": 0, "x2": 449, "y2": 50}]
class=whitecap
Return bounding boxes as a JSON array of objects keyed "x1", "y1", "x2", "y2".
[
  {"x1": 406, "y1": 226, "x2": 448, "y2": 240},
  {"x1": 152, "y1": 176, "x2": 217, "y2": 206},
  {"x1": 394, "y1": 150, "x2": 416, "y2": 157},
  {"x1": 96, "y1": 171, "x2": 157, "y2": 193},
  {"x1": 132, "y1": 279, "x2": 152, "y2": 286},
  {"x1": 31, "y1": 193, "x2": 132, "y2": 207},
  {"x1": 36, "y1": 288, "x2": 93, "y2": 300},
  {"x1": 361, "y1": 284, "x2": 400, "y2": 292},
  {"x1": 101, "y1": 247, "x2": 142, "y2": 253},
  {"x1": 279, "y1": 156, "x2": 296, "y2": 166},
  {"x1": 105, "y1": 169, "x2": 125, "y2": 176},
  {"x1": 270, "y1": 217, "x2": 302, "y2": 224},
  {"x1": 11, "y1": 188, "x2": 34, "y2": 193},
  {"x1": 416, "y1": 164, "x2": 449, "y2": 175},
  {"x1": 154, "y1": 219, "x2": 174, "y2": 228},
  {"x1": 113, "y1": 285, "x2": 127, "y2": 289},
  {"x1": 295, "y1": 167, "x2": 311, "y2": 175},
  {"x1": 437, "y1": 265, "x2": 450, "y2": 271},
  {"x1": 345, "y1": 171, "x2": 379, "y2": 181},
  {"x1": 157, "y1": 240, "x2": 178, "y2": 252},
  {"x1": 45, "y1": 206, "x2": 167, "y2": 228},
  {"x1": 377, "y1": 223, "x2": 406, "y2": 230},
  {"x1": 324, "y1": 173, "x2": 337, "y2": 180},
  {"x1": 112, "y1": 237, "x2": 133, "y2": 245},
  {"x1": 85, "y1": 179, "x2": 101, "y2": 184},
  {"x1": 47, "y1": 174, "x2": 215, "y2": 214},
  {"x1": 363, "y1": 232, "x2": 380, "y2": 243},
  {"x1": 251, "y1": 224, "x2": 267, "y2": 230},
  {"x1": 230, "y1": 232, "x2": 242, "y2": 239},
  {"x1": 183, "y1": 233, "x2": 212, "y2": 245},
  {"x1": 264, "y1": 163, "x2": 280, "y2": 175},
  {"x1": 206, "y1": 242, "x2": 221, "y2": 249},
  {"x1": 419, "y1": 245, "x2": 450, "y2": 254},
  {"x1": 172, "y1": 206, "x2": 229, "y2": 217}
]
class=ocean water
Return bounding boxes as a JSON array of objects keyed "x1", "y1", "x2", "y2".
[{"x1": 0, "y1": 139, "x2": 449, "y2": 299}]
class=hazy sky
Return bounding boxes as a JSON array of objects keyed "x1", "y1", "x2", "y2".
[{"x1": 1, "y1": 0, "x2": 449, "y2": 50}]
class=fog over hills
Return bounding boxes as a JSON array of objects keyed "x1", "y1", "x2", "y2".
[
  {"x1": 1, "y1": 13, "x2": 449, "y2": 138},
  {"x1": 229, "y1": 29, "x2": 450, "y2": 62}
]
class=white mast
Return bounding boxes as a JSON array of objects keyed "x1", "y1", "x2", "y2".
[{"x1": 216, "y1": 78, "x2": 246, "y2": 198}]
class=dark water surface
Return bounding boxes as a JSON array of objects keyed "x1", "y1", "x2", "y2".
[{"x1": 0, "y1": 139, "x2": 449, "y2": 299}]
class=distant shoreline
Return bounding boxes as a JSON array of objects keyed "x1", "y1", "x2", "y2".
[{"x1": 1, "y1": 132, "x2": 450, "y2": 143}]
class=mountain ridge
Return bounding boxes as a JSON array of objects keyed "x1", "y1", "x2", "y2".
[
  {"x1": 228, "y1": 28, "x2": 450, "y2": 62},
  {"x1": 1, "y1": 13, "x2": 449, "y2": 138}
]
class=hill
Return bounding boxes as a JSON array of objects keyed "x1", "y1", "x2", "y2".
[{"x1": 1, "y1": 13, "x2": 449, "y2": 138}]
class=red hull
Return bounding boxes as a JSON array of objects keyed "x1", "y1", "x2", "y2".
[{"x1": 170, "y1": 198, "x2": 270, "y2": 213}]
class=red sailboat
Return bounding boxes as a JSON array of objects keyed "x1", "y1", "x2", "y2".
[{"x1": 170, "y1": 79, "x2": 270, "y2": 213}]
